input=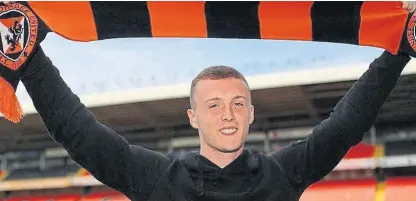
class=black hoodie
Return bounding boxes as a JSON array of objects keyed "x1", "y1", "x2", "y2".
[{"x1": 21, "y1": 47, "x2": 410, "y2": 201}]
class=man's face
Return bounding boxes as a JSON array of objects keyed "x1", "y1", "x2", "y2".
[{"x1": 187, "y1": 78, "x2": 254, "y2": 153}]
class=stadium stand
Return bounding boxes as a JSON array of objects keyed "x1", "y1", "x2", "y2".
[
  {"x1": 4, "y1": 164, "x2": 79, "y2": 180},
  {"x1": 1, "y1": 62, "x2": 416, "y2": 200}
]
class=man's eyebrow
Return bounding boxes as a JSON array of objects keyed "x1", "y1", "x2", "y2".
[
  {"x1": 204, "y1": 96, "x2": 247, "y2": 103},
  {"x1": 205, "y1": 97, "x2": 221, "y2": 103},
  {"x1": 233, "y1": 95, "x2": 247, "y2": 100}
]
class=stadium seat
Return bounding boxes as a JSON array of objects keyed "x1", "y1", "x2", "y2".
[
  {"x1": 385, "y1": 177, "x2": 416, "y2": 201},
  {"x1": 344, "y1": 143, "x2": 376, "y2": 159},
  {"x1": 0, "y1": 170, "x2": 6, "y2": 181},
  {"x1": 74, "y1": 168, "x2": 92, "y2": 177},
  {"x1": 299, "y1": 179, "x2": 376, "y2": 201}
]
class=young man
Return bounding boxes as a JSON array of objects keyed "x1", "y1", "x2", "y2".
[
  {"x1": 20, "y1": 44, "x2": 411, "y2": 201},
  {"x1": 16, "y1": 3, "x2": 415, "y2": 198}
]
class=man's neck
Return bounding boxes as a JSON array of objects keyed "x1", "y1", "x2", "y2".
[{"x1": 200, "y1": 145, "x2": 244, "y2": 168}]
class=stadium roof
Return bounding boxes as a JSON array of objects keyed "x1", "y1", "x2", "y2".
[{"x1": 1, "y1": 61, "x2": 416, "y2": 152}]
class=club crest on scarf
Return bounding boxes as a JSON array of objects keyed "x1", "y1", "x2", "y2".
[
  {"x1": 0, "y1": 3, "x2": 37, "y2": 71},
  {"x1": 407, "y1": 12, "x2": 416, "y2": 52}
]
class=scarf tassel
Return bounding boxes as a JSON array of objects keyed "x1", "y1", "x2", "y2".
[{"x1": 0, "y1": 76, "x2": 23, "y2": 123}]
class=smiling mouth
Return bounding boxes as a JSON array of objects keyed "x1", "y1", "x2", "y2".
[{"x1": 219, "y1": 127, "x2": 238, "y2": 135}]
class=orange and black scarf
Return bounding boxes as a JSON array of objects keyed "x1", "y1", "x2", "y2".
[{"x1": 0, "y1": 1, "x2": 414, "y2": 123}]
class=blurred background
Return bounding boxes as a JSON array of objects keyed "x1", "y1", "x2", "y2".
[{"x1": 0, "y1": 31, "x2": 415, "y2": 201}]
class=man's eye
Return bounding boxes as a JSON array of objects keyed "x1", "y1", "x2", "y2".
[
  {"x1": 209, "y1": 104, "x2": 218, "y2": 109},
  {"x1": 234, "y1": 102, "x2": 244, "y2": 106}
]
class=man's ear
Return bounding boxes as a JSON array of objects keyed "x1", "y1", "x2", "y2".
[
  {"x1": 249, "y1": 104, "x2": 254, "y2": 124},
  {"x1": 187, "y1": 109, "x2": 198, "y2": 129}
]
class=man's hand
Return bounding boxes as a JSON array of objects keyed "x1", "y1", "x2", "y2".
[{"x1": 403, "y1": 1, "x2": 416, "y2": 13}]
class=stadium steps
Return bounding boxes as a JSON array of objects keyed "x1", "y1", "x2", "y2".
[{"x1": 374, "y1": 181, "x2": 386, "y2": 201}]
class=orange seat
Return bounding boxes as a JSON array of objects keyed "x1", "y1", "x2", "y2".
[
  {"x1": 0, "y1": 170, "x2": 6, "y2": 181},
  {"x1": 385, "y1": 177, "x2": 416, "y2": 201},
  {"x1": 300, "y1": 180, "x2": 376, "y2": 201}
]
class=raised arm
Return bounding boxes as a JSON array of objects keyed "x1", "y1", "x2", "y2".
[
  {"x1": 271, "y1": 50, "x2": 411, "y2": 189},
  {"x1": 20, "y1": 47, "x2": 171, "y2": 200}
]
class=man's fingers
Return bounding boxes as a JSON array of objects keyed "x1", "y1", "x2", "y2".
[
  {"x1": 403, "y1": 1, "x2": 409, "y2": 10},
  {"x1": 409, "y1": 2, "x2": 415, "y2": 13},
  {"x1": 403, "y1": 1, "x2": 416, "y2": 13},
  {"x1": 2, "y1": 1, "x2": 14, "y2": 5}
]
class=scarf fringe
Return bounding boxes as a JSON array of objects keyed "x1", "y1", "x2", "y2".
[{"x1": 0, "y1": 76, "x2": 23, "y2": 123}]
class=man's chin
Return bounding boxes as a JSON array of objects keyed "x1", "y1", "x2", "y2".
[{"x1": 217, "y1": 144, "x2": 244, "y2": 153}]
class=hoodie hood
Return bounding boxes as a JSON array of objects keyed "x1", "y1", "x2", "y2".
[{"x1": 180, "y1": 149, "x2": 260, "y2": 196}]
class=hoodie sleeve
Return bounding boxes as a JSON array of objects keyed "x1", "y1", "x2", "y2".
[
  {"x1": 271, "y1": 50, "x2": 410, "y2": 189},
  {"x1": 20, "y1": 47, "x2": 171, "y2": 200}
]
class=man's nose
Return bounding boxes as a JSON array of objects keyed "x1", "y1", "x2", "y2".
[{"x1": 221, "y1": 105, "x2": 235, "y2": 121}]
